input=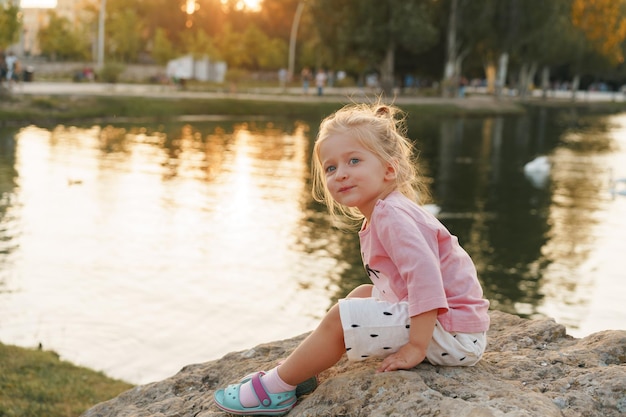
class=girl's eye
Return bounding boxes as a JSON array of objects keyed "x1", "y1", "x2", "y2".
[
  {"x1": 349, "y1": 158, "x2": 360, "y2": 165},
  {"x1": 325, "y1": 165, "x2": 336, "y2": 174}
]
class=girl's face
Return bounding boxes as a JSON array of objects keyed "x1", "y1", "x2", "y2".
[{"x1": 318, "y1": 132, "x2": 396, "y2": 220}]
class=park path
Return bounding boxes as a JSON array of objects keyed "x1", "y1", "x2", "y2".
[
  {"x1": 8, "y1": 81, "x2": 524, "y2": 113},
  {"x1": 10, "y1": 81, "x2": 626, "y2": 112}
]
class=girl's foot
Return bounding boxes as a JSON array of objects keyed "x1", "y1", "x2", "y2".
[
  {"x1": 214, "y1": 372, "x2": 297, "y2": 416},
  {"x1": 214, "y1": 371, "x2": 296, "y2": 416}
]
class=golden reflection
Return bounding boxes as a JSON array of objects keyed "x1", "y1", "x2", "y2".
[
  {"x1": 538, "y1": 113, "x2": 626, "y2": 335},
  {"x1": 3, "y1": 121, "x2": 333, "y2": 383}
]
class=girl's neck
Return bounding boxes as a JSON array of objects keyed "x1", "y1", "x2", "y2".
[{"x1": 362, "y1": 188, "x2": 397, "y2": 224}]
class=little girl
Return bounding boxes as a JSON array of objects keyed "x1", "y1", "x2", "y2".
[{"x1": 214, "y1": 102, "x2": 490, "y2": 415}]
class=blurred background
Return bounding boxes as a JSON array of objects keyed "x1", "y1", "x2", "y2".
[{"x1": 3, "y1": 0, "x2": 626, "y2": 97}]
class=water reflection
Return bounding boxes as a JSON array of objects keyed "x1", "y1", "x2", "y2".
[
  {"x1": 0, "y1": 107, "x2": 624, "y2": 384},
  {"x1": 0, "y1": 130, "x2": 19, "y2": 293}
]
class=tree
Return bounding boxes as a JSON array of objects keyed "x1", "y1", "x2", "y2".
[
  {"x1": 38, "y1": 11, "x2": 90, "y2": 61},
  {"x1": 440, "y1": 0, "x2": 500, "y2": 96},
  {"x1": 311, "y1": 0, "x2": 439, "y2": 95},
  {"x1": 152, "y1": 28, "x2": 176, "y2": 65},
  {"x1": 137, "y1": 0, "x2": 187, "y2": 57},
  {"x1": 255, "y1": 0, "x2": 300, "y2": 40},
  {"x1": 531, "y1": 1, "x2": 580, "y2": 98},
  {"x1": 215, "y1": 23, "x2": 248, "y2": 68},
  {"x1": 568, "y1": 0, "x2": 626, "y2": 97},
  {"x1": 505, "y1": 0, "x2": 574, "y2": 98},
  {"x1": 0, "y1": 0, "x2": 21, "y2": 50},
  {"x1": 106, "y1": 1, "x2": 144, "y2": 63},
  {"x1": 180, "y1": 28, "x2": 220, "y2": 59},
  {"x1": 215, "y1": 22, "x2": 286, "y2": 70},
  {"x1": 572, "y1": 0, "x2": 626, "y2": 65}
]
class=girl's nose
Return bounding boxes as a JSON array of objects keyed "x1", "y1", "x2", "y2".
[{"x1": 336, "y1": 166, "x2": 347, "y2": 180}]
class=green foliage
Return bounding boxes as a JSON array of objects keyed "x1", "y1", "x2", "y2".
[
  {"x1": 311, "y1": 0, "x2": 438, "y2": 67},
  {"x1": 224, "y1": 67, "x2": 248, "y2": 83},
  {"x1": 152, "y1": 28, "x2": 176, "y2": 65},
  {"x1": 214, "y1": 23, "x2": 286, "y2": 70},
  {"x1": 98, "y1": 62, "x2": 125, "y2": 83},
  {"x1": 180, "y1": 29, "x2": 220, "y2": 60},
  {"x1": 0, "y1": 0, "x2": 21, "y2": 50},
  {"x1": 30, "y1": 97, "x2": 57, "y2": 109},
  {"x1": 107, "y1": 8, "x2": 143, "y2": 63},
  {"x1": 18, "y1": 0, "x2": 626, "y2": 88},
  {"x1": 260, "y1": 37, "x2": 288, "y2": 70},
  {"x1": 0, "y1": 343, "x2": 133, "y2": 417},
  {"x1": 37, "y1": 11, "x2": 90, "y2": 61}
]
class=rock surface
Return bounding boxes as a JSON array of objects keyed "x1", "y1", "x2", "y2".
[{"x1": 82, "y1": 311, "x2": 626, "y2": 417}]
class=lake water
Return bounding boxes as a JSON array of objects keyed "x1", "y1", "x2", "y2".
[{"x1": 0, "y1": 106, "x2": 625, "y2": 385}]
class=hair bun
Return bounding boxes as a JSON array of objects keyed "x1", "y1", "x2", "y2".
[{"x1": 375, "y1": 106, "x2": 391, "y2": 117}]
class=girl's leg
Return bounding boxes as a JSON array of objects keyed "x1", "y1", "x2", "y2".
[
  {"x1": 225, "y1": 284, "x2": 373, "y2": 410},
  {"x1": 277, "y1": 303, "x2": 344, "y2": 385},
  {"x1": 277, "y1": 284, "x2": 373, "y2": 385}
]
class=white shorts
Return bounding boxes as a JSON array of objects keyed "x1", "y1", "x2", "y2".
[{"x1": 338, "y1": 294, "x2": 486, "y2": 366}]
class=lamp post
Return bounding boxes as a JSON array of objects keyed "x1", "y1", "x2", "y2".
[
  {"x1": 287, "y1": 0, "x2": 305, "y2": 82},
  {"x1": 97, "y1": 0, "x2": 106, "y2": 69}
]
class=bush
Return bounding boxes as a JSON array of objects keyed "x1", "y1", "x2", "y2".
[{"x1": 98, "y1": 62, "x2": 126, "y2": 84}]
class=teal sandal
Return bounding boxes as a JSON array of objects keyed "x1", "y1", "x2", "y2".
[
  {"x1": 238, "y1": 371, "x2": 318, "y2": 397},
  {"x1": 214, "y1": 371, "x2": 297, "y2": 416}
]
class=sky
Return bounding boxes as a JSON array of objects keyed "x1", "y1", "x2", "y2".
[
  {"x1": 19, "y1": 0, "x2": 262, "y2": 11},
  {"x1": 20, "y1": 0, "x2": 57, "y2": 8}
]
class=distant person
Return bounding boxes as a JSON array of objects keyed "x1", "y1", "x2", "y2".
[
  {"x1": 5, "y1": 51, "x2": 17, "y2": 82},
  {"x1": 0, "y1": 52, "x2": 7, "y2": 87},
  {"x1": 315, "y1": 69, "x2": 327, "y2": 96},
  {"x1": 458, "y1": 76, "x2": 468, "y2": 98},
  {"x1": 278, "y1": 68, "x2": 287, "y2": 90},
  {"x1": 213, "y1": 102, "x2": 490, "y2": 416},
  {"x1": 327, "y1": 69, "x2": 335, "y2": 88},
  {"x1": 301, "y1": 67, "x2": 311, "y2": 95}
]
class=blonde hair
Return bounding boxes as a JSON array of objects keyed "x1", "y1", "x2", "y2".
[{"x1": 311, "y1": 102, "x2": 427, "y2": 226}]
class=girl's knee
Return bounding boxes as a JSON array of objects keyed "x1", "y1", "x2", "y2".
[
  {"x1": 347, "y1": 284, "x2": 373, "y2": 299},
  {"x1": 320, "y1": 304, "x2": 344, "y2": 339}
]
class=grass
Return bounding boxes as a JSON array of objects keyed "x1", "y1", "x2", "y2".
[
  {"x1": 0, "y1": 94, "x2": 348, "y2": 127},
  {"x1": 0, "y1": 343, "x2": 133, "y2": 417},
  {"x1": 0, "y1": 90, "x2": 530, "y2": 129}
]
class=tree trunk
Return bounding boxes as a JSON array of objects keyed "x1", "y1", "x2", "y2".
[
  {"x1": 442, "y1": 0, "x2": 459, "y2": 98},
  {"x1": 540, "y1": 66, "x2": 550, "y2": 100},
  {"x1": 379, "y1": 41, "x2": 395, "y2": 97},
  {"x1": 484, "y1": 60, "x2": 496, "y2": 94},
  {"x1": 518, "y1": 62, "x2": 537, "y2": 99},
  {"x1": 571, "y1": 74, "x2": 580, "y2": 101},
  {"x1": 495, "y1": 52, "x2": 508, "y2": 98}
]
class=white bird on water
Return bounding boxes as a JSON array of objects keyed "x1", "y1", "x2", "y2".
[
  {"x1": 423, "y1": 203, "x2": 441, "y2": 217},
  {"x1": 523, "y1": 156, "x2": 551, "y2": 189}
]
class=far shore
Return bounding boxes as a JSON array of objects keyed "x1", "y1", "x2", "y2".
[{"x1": 3, "y1": 81, "x2": 626, "y2": 128}]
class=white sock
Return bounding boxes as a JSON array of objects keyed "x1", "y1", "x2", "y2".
[{"x1": 239, "y1": 367, "x2": 296, "y2": 408}]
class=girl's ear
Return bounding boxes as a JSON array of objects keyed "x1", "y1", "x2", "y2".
[{"x1": 384, "y1": 161, "x2": 397, "y2": 181}]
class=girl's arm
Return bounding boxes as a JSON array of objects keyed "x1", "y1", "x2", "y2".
[{"x1": 376, "y1": 308, "x2": 438, "y2": 372}]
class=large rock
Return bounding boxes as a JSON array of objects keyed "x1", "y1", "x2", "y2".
[{"x1": 82, "y1": 311, "x2": 626, "y2": 417}]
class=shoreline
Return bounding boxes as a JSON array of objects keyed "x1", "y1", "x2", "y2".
[
  {"x1": 4, "y1": 81, "x2": 626, "y2": 120},
  {"x1": 4, "y1": 81, "x2": 626, "y2": 128}
]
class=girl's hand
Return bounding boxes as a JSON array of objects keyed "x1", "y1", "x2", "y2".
[
  {"x1": 376, "y1": 343, "x2": 425, "y2": 372},
  {"x1": 376, "y1": 308, "x2": 438, "y2": 373}
]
